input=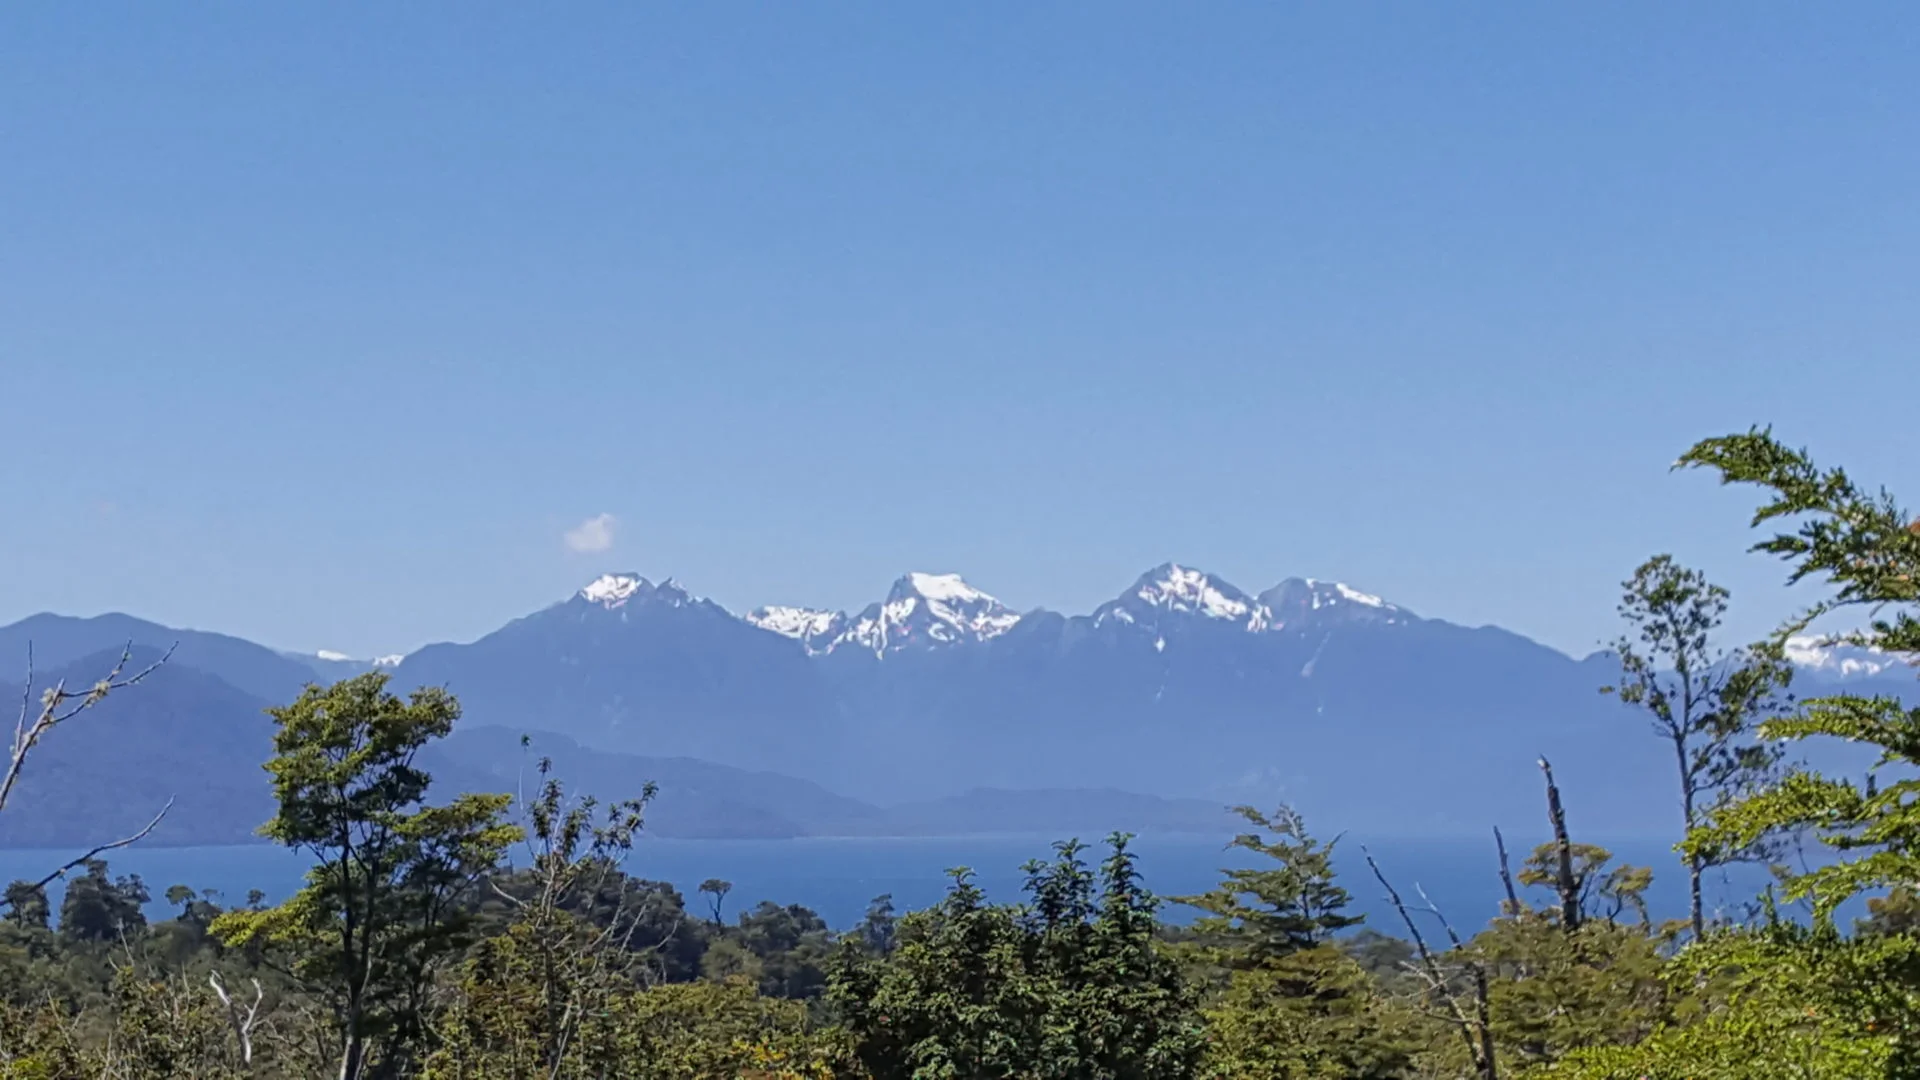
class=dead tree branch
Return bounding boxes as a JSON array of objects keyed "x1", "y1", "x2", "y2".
[
  {"x1": 3, "y1": 641, "x2": 175, "y2": 816},
  {"x1": 1538, "y1": 757, "x2": 1581, "y2": 930},
  {"x1": 0, "y1": 797, "x2": 176, "y2": 911},
  {"x1": 1415, "y1": 882, "x2": 1497, "y2": 1078},
  {"x1": 0, "y1": 641, "x2": 178, "y2": 914},
  {"x1": 210, "y1": 971, "x2": 265, "y2": 1065},
  {"x1": 1364, "y1": 847, "x2": 1498, "y2": 1080},
  {"x1": 1494, "y1": 826, "x2": 1521, "y2": 917}
]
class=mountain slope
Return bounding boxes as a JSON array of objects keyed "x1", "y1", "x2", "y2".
[
  {"x1": 0, "y1": 613, "x2": 320, "y2": 704},
  {"x1": 0, "y1": 647, "x2": 279, "y2": 848},
  {"x1": 391, "y1": 574, "x2": 844, "y2": 778},
  {"x1": 380, "y1": 565, "x2": 1677, "y2": 835}
]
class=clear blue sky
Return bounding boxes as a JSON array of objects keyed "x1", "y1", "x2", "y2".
[{"x1": 4, "y1": 3, "x2": 1917, "y2": 659}]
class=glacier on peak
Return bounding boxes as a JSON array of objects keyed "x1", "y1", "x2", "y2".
[
  {"x1": 1095, "y1": 564, "x2": 1409, "y2": 637},
  {"x1": 576, "y1": 572, "x2": 695, "y2": 610},
  {"x1": 1134, "y1": 564, "x2": 1257, "y2": 621},
  {"x1": 580, "y1": 573, "x2": 645, "y2": 606},
  {"x1": 748, "y1": 572, "x2": 1022, "y2": 657},
  {"x1": 745, "y1": 605, "x2": 849, "y2": 654},
  {"x1": 578, "y1": 564, "x2": 1407, "y2": 656}
]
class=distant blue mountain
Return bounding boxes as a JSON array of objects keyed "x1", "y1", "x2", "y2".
[
  {"x1": 0, "y1": 643, "x2": 1240, "y2": 848},
  {"x1": 0, "y1": 613, "x2": 317, "y2": 704},
  {"x1": 383, "y1": 566, "x2": 1704, "y2": 836},
  {"x1": 6, "y1": 566, "x2": 1910, "y2": 845}
]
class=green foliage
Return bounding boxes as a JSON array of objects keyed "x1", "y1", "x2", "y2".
[
  {"x1": 1199, "y1": 944, "x2": 1419, "y2": 1080},
  {"x1": 1537, "y1": 923, "x2": 1920, "y2": 1079},
  {"x1": 1178, "y1": 805, "x2": 1359, "y2": 967},
  {"x1": 831, "y1": 835, "x2": 1203, "y2": 1080},
  {"x1": 210, "y1": 673, "x2": 519, "y2": 1079},
  {"x1": 1, "y1": 884, "x2": 48, "y2": 932},
  {"x1": 57, "y1": 859, "x2": 149, "y2": 944},
  {"x1": 430, "y1": 752, "x2": 651, "y2": 1077},
  {"x1": 1604, "y1": 554, "x2": 1792, "y2": 938},
  {"x1": 1514, "y1": 842, "x2": 1656, "y2": 929},
  {"x1": 1176, "y1": 809, "x2": 1417, "y2": 1079},
  {"x1": 1678, "y1": 430, "x2": 1920, "y2": 918}
]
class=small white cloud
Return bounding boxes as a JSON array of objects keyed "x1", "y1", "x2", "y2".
[{"x1": 564, "y1": 513, "x2": 617, "y2": 554}]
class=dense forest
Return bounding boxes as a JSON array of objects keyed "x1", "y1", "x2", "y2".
[{"x1": 2, "y1": 427, "x2": 1917, "y2": 1079}]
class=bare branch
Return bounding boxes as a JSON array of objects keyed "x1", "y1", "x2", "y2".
[
  {"x1": 1493, "y1": 826, "x2": 1521, "y2": 917},
  {"x1": 1364, "y1": 847, "x2": 1497, "y2": 1080},
  {"x1": 210, "y1": 971, "x2": 265, "y2": 1065},
  {"x1": 0, "y1": 797, "x2": 175, "y2": 911},
  {"x1": 1538, "y1": 757, "x2": 1581, "y2": 930},
  {"x1": 1, "y1": 641, "x2": 176, "y2": 818}
]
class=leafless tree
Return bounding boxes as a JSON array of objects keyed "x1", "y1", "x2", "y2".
[{"x1": 0, "y1": 642, "x2": 178, "y2": 913}]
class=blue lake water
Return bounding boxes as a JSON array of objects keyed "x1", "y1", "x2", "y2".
[{"x1": 0, "y1": 833, "x2": 1809, "y2": 932}]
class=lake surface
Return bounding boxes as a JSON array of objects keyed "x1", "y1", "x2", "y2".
[{"x1": 0, "y1": 833, "x2": 1800, "y2": 932}]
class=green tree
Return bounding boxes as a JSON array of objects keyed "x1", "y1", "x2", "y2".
[
  {"x1": 856, "y1": 892, "x2": 898, "y2": 958},
  {"x1": 700, "y1": 878, "x2": 733, "y2": 926},
  {"x1": 1538, "y1": 921, "x2": 1920, "y2": 1080},
  {"x1": 735, "y1": 901, "x2": 835, "y2": 1000},
  {"x1": 1603, "y1": 554, "x2": 1792, "y2": 940},
  {"x1": 429, "y1": 752, "x2": 650, "y2": 1077},
  {"x1": 58, "y1": 859, "x2": 149, "y2": 944},
  {"x1": 210, "y1": 673, "x2": 518, "y2": 1080},
  {"x1": 1676, "y1": 429, "x2": 1920, "y2": 920},
  {"x1": 1177, "y1": 805, "x2": 1360, "y2": 967},
  {"x1": 2, "y1": 882, "x2": 49, "y2": 931},
  {"x1": 832, "y1": 835, "x2": 1203, "y2": 1080},
  {"x1": 1180, "y1": 809, "x2": 1414, "y2": 1080}
]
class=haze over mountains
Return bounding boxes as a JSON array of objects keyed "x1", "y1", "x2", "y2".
[{"x1": 1, "y1": 564, "x2": 1909, "y2": 849}]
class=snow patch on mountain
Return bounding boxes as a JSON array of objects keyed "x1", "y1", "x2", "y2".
[
  {"x1": 751, "y1": 573, "x2": 1021, "y2": 657},
  {"x1": 749, "y1": 606, "x2": 844, "y2": 639},
  {"x1": 1135, "y1": 564, "x2": 1256, "y2": 622},
  {"x1": 746, "y1": 606, "x2": 850, "y2": 654},
  {"x1": 1103, "y1": 564, "x2": 1265, "y2": 630},
  {"x1": 1093, "y1": 565, "x2": 1409, "y2": 636},
  {"x1": 1785, "y1": 635, "x2": 1911, "y2": 680},
  {"x1": 1327, "y1": 581, "x2": 1386, "y2": 608},
  {"x1": 315, "y1": 649, "x2": 353, "y2": 663},
  {"x1": 580, "y1": 573, "x2": 644, "y2": 607},
  {"x1": 576, "y1": 573, "x2": 696, "y2": 612},
  {"x1": 843, "y1": 572, "x2": 1022, "y2": 655}
]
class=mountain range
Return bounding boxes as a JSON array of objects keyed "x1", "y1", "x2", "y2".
[{"x1": 1, "y1": 564, "x2": 1909, "y2": 848}]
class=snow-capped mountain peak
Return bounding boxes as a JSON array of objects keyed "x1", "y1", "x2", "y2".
[
  {"x1": 580, "y1": 573, "x2": 644, "y2": 606},
  {"x1": 749, "y1": 572, "x2": 1022, "y2": 657},
  {"x1": 1258, "y1": 577, "x2": 1407, "y2": 627},
  {"x1": 849, "y1": 572, "x2": 1021, "y2": 654},
  {"x1": 745, "y1": 605, "x2": 850, "y2": 653},
  {"x1": 1092, "y1": 565, "x2": 1411, "y2": 636},
  {"x1": 576, "y1": 572, "x2": 694, "y2": 611},
  {"x1": 1096, "y1": 563, "x2": 1265, "y2": 630},
  {"x1": 901, "y1": 571, "x2": 990, "y2": 604}
]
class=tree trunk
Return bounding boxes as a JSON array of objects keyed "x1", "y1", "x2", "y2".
[
  {"x1": 1674, "y1": 733, "x2": 1705, "y2": 941},
  {"x1": 339, "y1": 1037, "x2": 364, "y2": 1080},
  {"x1": 1539, "y1": 758, "x2": 1581, "y2": 930},
  {"x1": 1689, "y1": 854, "x2": 1705, "y2": 940}
]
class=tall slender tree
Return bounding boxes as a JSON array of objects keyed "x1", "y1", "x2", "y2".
[
  {"x1": 1603, "y1": 554, "x2": 1792, "y2": 939},
  {"x1": 211, "y1": 674, "x2": 518, "y2": 1080}
]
